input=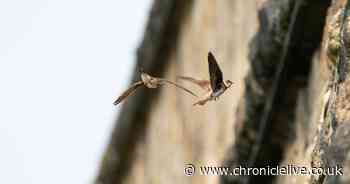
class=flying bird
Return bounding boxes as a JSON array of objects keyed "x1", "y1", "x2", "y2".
[
  {"x1": 113, "y1": 69, "x2": 198, "y2": 105},
  {"x1": 178, "y1": 52, "x2": 233, "y2": 106}
]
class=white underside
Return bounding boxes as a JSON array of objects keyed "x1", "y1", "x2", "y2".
[{"x1": 211, "y1": 88, "x2": 225, "y2": 98}]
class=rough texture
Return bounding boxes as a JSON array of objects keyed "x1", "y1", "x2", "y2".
[
  {"x1": 310, "y1": 1, "x2": 350, "y2": 184},
  {"x1": 222, "y1": 0, "x2": 330, "y2": 183},
  {"x1": 124, "y1": 1, "x2": 257, "y2": 184},
  {"x1": 96, "y1": 0, "x2": 350, "y2": 184}
]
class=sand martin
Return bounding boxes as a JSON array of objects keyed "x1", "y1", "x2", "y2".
[
  {"x1": 114, "y1": 69, "x2": 198, "y2": 105},
  {"x1": 178, "y1": 52, "x2": 233, "y2": 106}
]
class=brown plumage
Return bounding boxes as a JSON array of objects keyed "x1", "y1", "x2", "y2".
[
  {"x1": 178, "y1": 52, "x2": 233, "y2": 106},
  {"x1": 113, "y1": 71, "x2": 197, "y2": 106}
]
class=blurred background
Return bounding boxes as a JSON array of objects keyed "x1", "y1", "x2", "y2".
[
  {"x1": 2, "y1": 0, "x2": 347, "y2": 184},
  {"x1": 0, "y1": 0, "x2": 151, "y2": 183}
]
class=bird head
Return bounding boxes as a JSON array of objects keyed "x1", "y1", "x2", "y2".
[{"x1": 138, "y1": 67, "x2": 145, "y2": 74}]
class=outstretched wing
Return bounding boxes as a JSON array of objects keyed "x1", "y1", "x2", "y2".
[
  {"x1": 208, "y1": 52, "x2": 223, "y2": 92},
  {"x1": 158, "y1": 79, "x2": 198, "y2": 97},
  {"x1": 113, "y1": 81, "x2": 143, "y2": 105},
  {"x1": 177, "y1": 76, "x2": 211, "y2": 91},
  {"x1": 193, "y1": 97, "x2": 211, "y2": 106}
]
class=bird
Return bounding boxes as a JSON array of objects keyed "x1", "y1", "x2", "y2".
[
  {"x1": 178, "y1": 52, "x2": 233, "y2": 106},
  {"x1": 113, "y1": 68, "x2": 198, "y2": 105}
]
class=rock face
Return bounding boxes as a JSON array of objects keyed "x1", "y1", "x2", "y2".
[{"x1": 96, "y1": 0, "x2": 350, "y2": 184}]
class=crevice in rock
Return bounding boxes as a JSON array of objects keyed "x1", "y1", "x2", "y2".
[
  {"x1": 311, "y1": 1, "x2": 350, "y2": 183},
  {"x1": 221, "y1": 1, "x2": 331, "y2": 184}
]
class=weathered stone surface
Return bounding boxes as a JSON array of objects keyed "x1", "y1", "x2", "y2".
[
  {"x1": 97, "y1": 1, "x2": 257, "y2": 184},
  {"x1": 222, "y1": 0, "x2": 330, "y2": 183},
  {"x1": 96, "y1": 0, "x2": 350, "y2": 184},
  {"x1": 121, "y1": 1, "x2": 258, "y2": 184},
  {"x1": 310, "y1": 1, "x2": 350, "y2": 184}
]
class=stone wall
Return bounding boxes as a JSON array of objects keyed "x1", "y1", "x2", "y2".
[
  {"x1": 124, "y1": 1, "x2": 257, "y2": 184},
  {"x1": 96, "y1": 0, "x2": 350, "y2": 184}
]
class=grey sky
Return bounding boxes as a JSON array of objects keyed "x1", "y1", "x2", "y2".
[{"x1": 0, "y1": 0, "x2": 151, "y2": 183}]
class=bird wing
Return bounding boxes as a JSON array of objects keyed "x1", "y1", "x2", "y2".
[
  {"x1": 177, "y1": 76, "x2": 211, "y2": 91},
  {"x1": 193, "y1": 96, "x2": 211, "y2": 106},
  {"x1": 208, "y1": 52, "x2": 224, "y2": 92},
  {"x1": 113, "y1": 81, "x2": 144, "y2": 105},
  {"x1": 157, "y1": 78, "x2": 198, "y2": 97}
]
